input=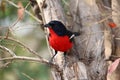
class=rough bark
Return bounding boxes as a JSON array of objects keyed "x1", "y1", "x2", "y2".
[
  {"x1": 69, "y1": 0, "x2": 108, "y2": 80},
  {"x1": 30, "y1": 0, "x2": 110, "y2": 80},
  {"x1": 112, "y1": 0, "x2": 120, "y2": 25},
  {"x1": 110, "y1": 0, "x2": 120, "y2": 80}
]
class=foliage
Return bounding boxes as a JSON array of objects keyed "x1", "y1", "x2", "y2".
[{"x1": 0, "y1": 0, "x2": 51, "y2": 80}]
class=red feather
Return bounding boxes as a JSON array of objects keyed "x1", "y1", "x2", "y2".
[{"x1": 49, "y1": 28, "x2": 73, "y2": 52}]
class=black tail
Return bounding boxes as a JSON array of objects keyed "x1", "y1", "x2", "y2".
[
  {"x1": 73, "y1": 32, "x2": 80, "y2": 36},
  {"x1": 68, "y1": 32, "x2": 80, "y2": 42}
]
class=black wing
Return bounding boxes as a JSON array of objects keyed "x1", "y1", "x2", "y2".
[{"x1": 66, "y1": 30, "x2": 80, "y2": 42}]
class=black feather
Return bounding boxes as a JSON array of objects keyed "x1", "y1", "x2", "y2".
[
  {"x1": 46, "y1": 20, "x2": 67, "y2": 36},
  {"x1": 45, "y1": 20, "x2": 80, "y2": 41}
]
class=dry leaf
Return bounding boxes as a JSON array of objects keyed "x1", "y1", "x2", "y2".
[
  {"x1": 108, "y1": 22, "x2": 117, "y2": 28},
  {"x1": 17, "y1": 1, "x2": 24, "y2": 20},
  {"x1": 108, "y1": 58, "x2": 120, "y2": 74},
  {"x1": 1, "y1": 1, "x2": 6, "y2": 13}
]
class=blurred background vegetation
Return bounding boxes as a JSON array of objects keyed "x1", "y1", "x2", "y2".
[{"x1": 0, "y1": 0, "x2": 52, "y2": 80}]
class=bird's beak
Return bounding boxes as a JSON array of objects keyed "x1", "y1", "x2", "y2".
[{"x1": 44, "y1": 24, "x2": 51, "y2": 27}]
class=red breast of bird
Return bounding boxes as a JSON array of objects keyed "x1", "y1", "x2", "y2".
[{"x1": 48, "y1": 28, "x2": 73, "y2": 52}]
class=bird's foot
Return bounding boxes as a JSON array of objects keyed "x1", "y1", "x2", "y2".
[{"x1": 48, "y1": 58, "x2": 54, "y2": 67}]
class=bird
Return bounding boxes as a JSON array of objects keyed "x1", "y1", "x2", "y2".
[{"x1": 44, "y1": 20, "x2": 80, "y2": 64}]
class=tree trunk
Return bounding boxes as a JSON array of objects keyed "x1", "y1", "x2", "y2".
[
  {"x1": 30, "y1": 0, "x2": 109, "y2": 80},
  {"x1": 109, "y1": 0, "x2": 120, "y2": 80},
  {"x1": 69, "y1": 0, "x2": 108, "y2": 80}
]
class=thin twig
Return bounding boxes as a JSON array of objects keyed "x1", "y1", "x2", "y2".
[
  {"x1": 0, "y1": 49, "x2": 58, "y2": 71},
  {"x1": 25, "y1": 2, "x2": 30, "y2": 10},
  {"x1": 5, "y1": 28, "x2": 10, "y2": 39},
  {"x1": 0, "y1": 56, "x2": 46, "y2": 63},
  {"x1": 0, "y1": 44, "x2": 48, "y2": 64},
  {"x1": 0, "y1": 45, "x2": 16, "y2": 57},
  {"x1": 0, "y1": 56, "x2": 59, "y2": 71},
  {"x1": 0, "y1": 36, "x2": 41, "y2": 58},
  {"x1": 0, "y1": 36, "x2": 61, "y2": 72},
  {"x1": 115, "y1": 37, "x2": 120, "y2": 40},
  {"x1": 5, "y1": 0, "x2": 42, "y2": 24},
  {"x1": 9, "y1": 18, "x2": 20, "y2": 31},
  {"x1": 85, "y1": 14, "x2": 112, "y2": 27},
  {"x1": 22, "y1": 73, "x2": 34, "y2": 80},
  {"x1": 35, "y1": 0, "x2": 54, "y2": 59},
  {"x1": 106, "y1": 55, "x2": 120, "y2": 61},
  {"x1": 0, "y1": 62, "x2": 12, "y2": 68},
  {"x1": 0, "y1": 36, "x2": 42, "y2": 59}
]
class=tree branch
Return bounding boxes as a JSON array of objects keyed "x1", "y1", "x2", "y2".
[
  {"x1": 0, "y1": 36, "x2": 42, "y2": 59},
  {"x1": 0, "y1": 45, "x2": 16, "y2": 57},
  {"x1": 0, "y1": 36, "x2": 62, "y2": 72},
  {"x1": 5, "y1": 0, "x2": 42, "y2": 24},
  {"x1": 0, "y1": 45, "x2": 59, "y2": 69},
  {"x1": 108, "y1": 55, "x2": 120, "y2": 61},
  {"x1": 0, "y1": 44, "x2": 49, "y2": 65},
  {"x1": 0, "y1": 55, "x2": 61, "y2": 72}
]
